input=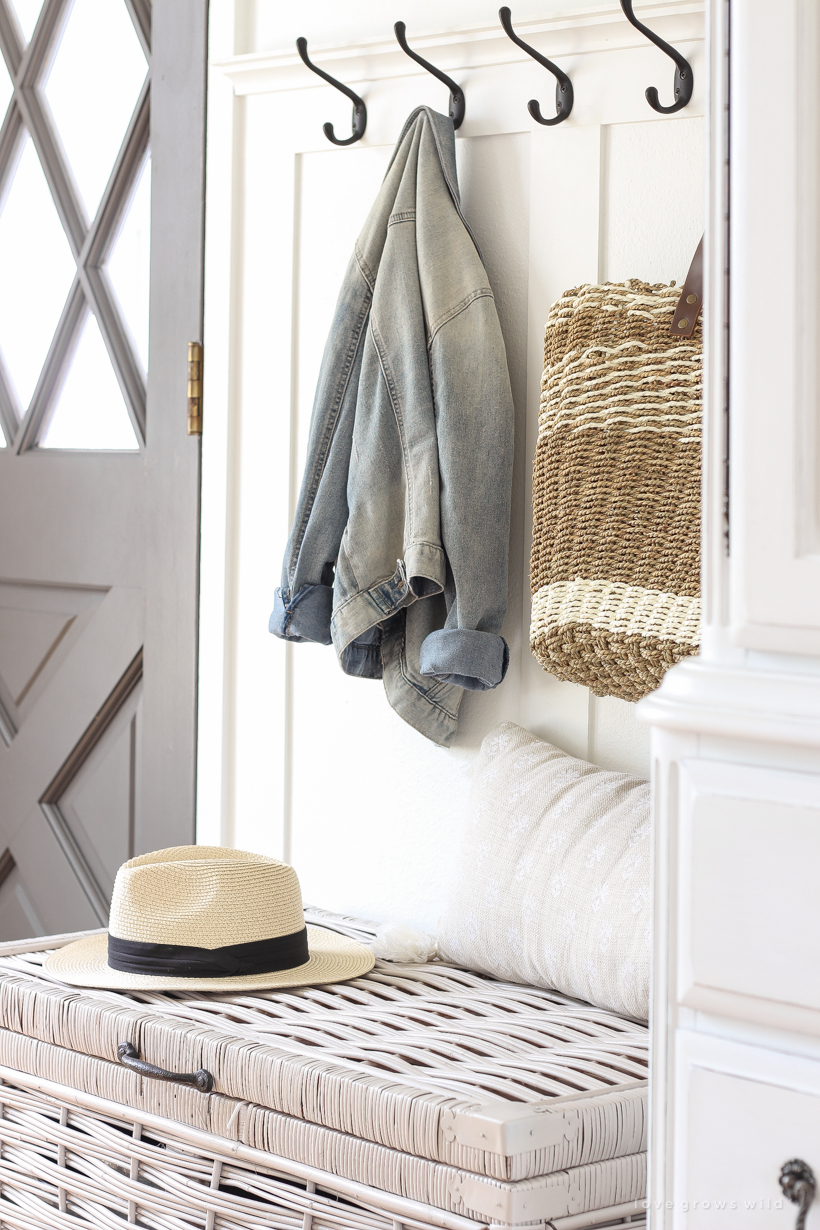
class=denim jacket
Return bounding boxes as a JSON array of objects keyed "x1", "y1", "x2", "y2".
[{"x1": 270, "y1": 107, "x2": 514, "y2": 746}]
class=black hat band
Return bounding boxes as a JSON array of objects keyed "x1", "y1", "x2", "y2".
[{"x1": 107, "y1": 926, "x2": 310, "y2": 977}]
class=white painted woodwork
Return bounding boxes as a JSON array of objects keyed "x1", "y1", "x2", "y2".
[
  {"x1": 200, "y1": 1, "x2": 705, "y2": 930},
  {"x1": 679, "y1": 760, "x2": 820, "y2": 1013},
  {"x1": 638, "y1": 0, "x2": 820, "y2": 1223},
  {"x1": 676, "y1": 1034, "x2": 820, "y2": 1230},
  {"x1": 728, "y1": 0, "x2": 820, "y2": 652},
  {"x1": 0, "y1": 1, "x2": 206, "y2": 938}
]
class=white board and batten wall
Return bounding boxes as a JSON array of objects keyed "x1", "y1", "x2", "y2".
[{"x1": 199, "y1": 1, "x2": 705, "y2": 931}]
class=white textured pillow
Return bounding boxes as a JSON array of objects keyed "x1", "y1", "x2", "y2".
[{"x1": 437, "y1": 722, "x2": 651, "y2": 1018}]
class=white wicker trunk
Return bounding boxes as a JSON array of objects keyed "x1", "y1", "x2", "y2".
[{"x1": 0, "y1": 921, "x2": 649, "y2": 1230}]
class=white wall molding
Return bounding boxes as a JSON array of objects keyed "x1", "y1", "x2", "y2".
[
  {"x1": 679, "y1": 982, "x2": 820, "y2": 1040},
  {"x1": 639, "y1": 657, "x2": 820, "y2": 748},
  {"x1": 217, "y1": 3, "x2": 704, "y2": 97}
]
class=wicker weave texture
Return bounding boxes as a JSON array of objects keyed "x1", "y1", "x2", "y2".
[
  {"x1": 0, "y1": 1026, "x2": 646, "y2": 1200},
  {"x1": 0, "y1": 951, "x2": 648, "y2": 1177},
  {"x1": 0, "y1": 1070, "x2": 647, "y2": 1230},
  {"x1": 530, "y1": 281, "x2": 702, "y2": 701}
]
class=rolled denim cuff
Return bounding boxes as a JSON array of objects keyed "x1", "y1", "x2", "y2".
[
  {"x1": 419, "y1": 629, "x2": 509, "y2": 691},
  {"x1": 340, "y1": 625, "x2": 383, "y2": 680},
  {"x1": 269, "y1": 584, "x2": 333, "y2": 646}
]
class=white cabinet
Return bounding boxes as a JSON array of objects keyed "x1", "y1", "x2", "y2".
[
  {"x1": 640, "y1": 0, "x2": 820, "y2": 1224},
  {"x1": 729, "y1": 0, "x2": 820, "y2": 654},
  {"x1": 679, "y1": 761, "x2": 820, "y2": 1017},
  {"x1": 642, "y1": 700, "x2": 820, "y2": 1225},
  {"x1": 678, "y1": 1037, "x2": 820, "y2": 1230}
]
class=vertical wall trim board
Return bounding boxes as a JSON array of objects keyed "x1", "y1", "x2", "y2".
[
  {"x1": 282, "y1": 151, "x2": 304, "y2": 866},
  {"x1": 289, "y1": 152, "x2": 304, "y2": 531},
  {"x1": 197, "y1": 0, "x2": 241, "y2": 848},
  {"x1": 219, "y1": 93, "x2": 248, "y2": 850},
  {"x1": 795, "y1": 0, "x2": 820, "y2": 558},
  {"x1": 698, "y1": 0, "x2": 732, "y2": 648},
  {"x1": 597, "y1": 125, "x2": 609, "y2": 287},
  {"x1": 283, "y1": 642, "x2": 294, "y2": 867},
  {"x1": 721, "y1": 0, "x2": 731, "y2": 564}
]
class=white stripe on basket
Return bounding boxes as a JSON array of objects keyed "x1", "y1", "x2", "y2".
[{"x1": 531, "y1": 578, "x2": 701, "y2": 646}]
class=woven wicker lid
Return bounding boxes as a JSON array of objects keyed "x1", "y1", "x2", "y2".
[{"x1": 44, "y1": 846, "x2": 375, "y2": 991}]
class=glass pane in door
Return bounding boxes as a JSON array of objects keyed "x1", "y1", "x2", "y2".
[
  {"x1": 0, "y1": 136, "x2": 75, "y2": 412},
  {"x1": 0, "y1": 0, "x2": 149, "y2": 449},
  {"x1": 9, "y1": 0, "x2": 42, "y2": 44},
  {"x1": 43, "y1": 0, "x2": 147, "y2": 220},
  {"x1": 40, "y1": 314, "x2": 138, "y2": 450}
]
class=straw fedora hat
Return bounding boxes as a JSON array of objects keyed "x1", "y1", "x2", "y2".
[{"x1": 44, "y1": 846, "x2": 375, "y2": 992}]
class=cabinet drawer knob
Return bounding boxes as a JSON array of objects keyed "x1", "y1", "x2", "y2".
[{"x1": 780, "y1": 1160, "x2": 816, "y2": 1230}]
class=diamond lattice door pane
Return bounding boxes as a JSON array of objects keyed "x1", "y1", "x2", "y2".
[
  {"x1": 43, "y1": 0, "x2": 147, "y2": 220},
  {"x1": 0, "y1": 136, "x2": 76, "y2": 412},
  {"x1": 107, "y1": 153, "x2": 150, "y2": 372},
  {"x1": 41, "y1": 314, "x2": 138, "y2": 450},
  {"x1": 0, "y1": 55, "x2": 12, "y2": 124},
  {"x1": 9, "y1": 0, "x2": 42, "y2": 43}
]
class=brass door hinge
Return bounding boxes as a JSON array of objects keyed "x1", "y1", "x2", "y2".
[{"x1": 187, "y1": 342, "x2": 203, "y2": 434}]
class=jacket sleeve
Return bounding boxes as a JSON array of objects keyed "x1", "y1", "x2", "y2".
[
  {"x1": 269, "y1": 258, "x2": 371, "y2": 645},
  {"x1": 419, "y1": 292, "x2": 514, "y2": 690}
]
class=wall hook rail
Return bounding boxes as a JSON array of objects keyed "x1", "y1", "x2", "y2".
[
  {"x1": 619, "y1": 0, "x2": 693, "y2": 114},
  {"x1": 498, "y1": 8, "x2": 573, "y2": 126},
  {"x1": 296, "y1": 37, "x2": 367, "y2": 146},
  {"x1": 394, "y1": 22, "x2": 465, "y2": 130}
]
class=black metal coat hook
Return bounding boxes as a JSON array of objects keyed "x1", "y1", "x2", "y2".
[
  {"x1": 499, "y1": 7, "x2": 573, "y2": 126},
  {"x1": 394, "y1": 22, "x2": 465, "y2": 129},
  {"x1": 296, "y1": 37, "x2": 367, "y2": 145},
  {"x1": 619, "y1": 0, "x2": 693, "y2": 114}
]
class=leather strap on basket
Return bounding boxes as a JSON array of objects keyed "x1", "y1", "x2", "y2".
[{"x1": 669, "y1": 236, "x2": 703, "y2": 337}]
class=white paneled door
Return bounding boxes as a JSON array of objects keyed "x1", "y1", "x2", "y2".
[{"x1": 0, "y1": 0, "x2": 206, "y2": 936}]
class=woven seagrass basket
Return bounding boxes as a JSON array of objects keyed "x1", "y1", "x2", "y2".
[{"x1": 530, "y1": 279, "x2": 702, "y2": 702}]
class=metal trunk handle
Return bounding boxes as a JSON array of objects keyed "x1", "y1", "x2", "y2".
[{"x1": 117, "y1": 1042, "x2": 214, "y2": 1093}]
